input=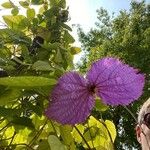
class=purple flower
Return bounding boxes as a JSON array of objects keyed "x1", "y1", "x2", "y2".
[{"x1": 45, "y1": 57, "x2": 145, "y2": 125}]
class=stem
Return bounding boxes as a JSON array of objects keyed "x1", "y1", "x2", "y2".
[
  {"x1": 9, "y1": 131, "x2": 16, "y2": 146},
  {"x1": 74, "y1": 126, "x2": 91, "y2": 149},
  {"x1": 87, "y1": 122, "x2": 94, "y2": 148},
  {"x1": 123, "y1": 106, "x2": 137, "y2": 122},
  {"x1": 49, "y1": 120, "x2": 58, "y2": 136},
  {"x1": 0, "y1": 122, "x2": 11, "y2": 133}
]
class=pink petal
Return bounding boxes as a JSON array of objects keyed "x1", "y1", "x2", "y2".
[
  {"x1": 45, "y1": 72, "x2": 95, "y2": 125},
  {"x1": 87, "y1": 57, "x2": 145, "y2": 105}
]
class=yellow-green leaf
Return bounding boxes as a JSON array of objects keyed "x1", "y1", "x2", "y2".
[
  {"x1": 32, "y1": 61, "x2": 53, "y2": 71},
  {"x1": 19, "y1": 1, "x2": 29, "y2": 8},
  {"x1": 26, "y1": 8, "x2": 35, "y2": 19},
  {"x1": 105, "y1": 120, "x2": 116, "y2": 142},
  {"x1": 95, "y1": 97, "x2": 109, "y2": 112},
  {"x1": 72, "y1": 124, "x2": 85, "y2": 143},
  {"x1": 48, "y1": 135, "x2": 67, "y2": 150},
  {"x1": 0, "y1": 76, "x2": 56, "y2": 87},
  {"x1": 1, "y1": 2, "x2": 13, "y2": 9},
  {"x1": 2, "y1": 15, "x2": 28, "y2": 30},
  {"x1": 0, "y1": 89, "x2": 21, "y2": 106},
  {"x1": 60, "y1": 125, "x2": 74, "y2": 146},
  {"x1": 70, "y1": 47, "x2": 81, "y2": 55}
]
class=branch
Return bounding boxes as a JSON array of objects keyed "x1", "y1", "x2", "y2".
[{"x1": 74, "y1": 126, "x2": 91, "y2": 149}]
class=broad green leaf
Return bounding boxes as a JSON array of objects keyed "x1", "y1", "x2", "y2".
[
  {"x1": 2, "y1": 15, "x2": 28, "y2": 30},
  {"x1": 26, "y1": 8, "x2": 35, "y2": 19},
  {"x1": 37, "y1": 140, "x2": 50, "y2": 150},
  {"x1": 83, "y1": 116, "x2": 115, "y2": 149},
  {"x1": 11, "y1": 7, "x2": 19, "y2": 16},
  {"x1": 1, "y1": 2, "x2": 13, "y2": 9},
  {"x1": 105, "y1": 120, "x2": 116, "y2": 142},
  {"x1": 0, "y1": 76, "x2": 57, "y2": 87},
  {"x1": 70, "y1": 47, "x2": 81, "y2": 55},
  {"x1": 19, "y1": 1, "x2": 29, "y2": 8},
  {"x1": 0, "y1": 89, "x2": 21, "y2": 106},
  {"x1": 60, "y1": 125, "x2": 74, "y2": 146},
  {"x1": 54, "y1": 49, "x2": 63, "y2": 63},
  {"x1": 32, "y1": 61, "x2": 53, "y2": 71},
  {"x1": 63, "y1": 30, "x2": 75, "y2": 44},
  {"x1": 95, "y1": 98, "x2": 109, "y2": 112},
  {"x1": 48, "y1": 135, "x2": 67, "y2": 150}
]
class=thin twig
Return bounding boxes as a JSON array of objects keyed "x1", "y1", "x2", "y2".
[
  {"x1": 87, "y1": 122, "x2": 94, "y2": 148},
  {"x1": 8, "y1": 131, "x2": 16, "y2": 146},
  {"x1": 74, "y1": 126, "x2": 91, "y2": 149},
  {"x1": 49, "y1": 120, "x2": 58, "y2": 136},
  {"x1": 123, "y1": 106, "x2": 137, "y2": 122},
  {"x1": 0, "y1": 122, "x2": 11, "y2": 132},
  {"x1": 29, "y1": 119, "x2": 48, "y2": 147}
]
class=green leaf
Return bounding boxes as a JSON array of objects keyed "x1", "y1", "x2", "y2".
[
  {"x1": 70, "y1": 47, "x2": 81, "y2": 55},
  {"x1": 11, "y1": 7, "x2": 19, "y2": 16},
  {"x1": 95, "y1": 98, "x2": 109, "y2": 112},
  {"x1": 54, "y1": 49, "x2": 63, "y2": 63},
  {"x1": 2, "y1": 15, "x2": 28, "y2": 30},
  {"x1": 0, "y1": 76, "x2": 57, "y2": 87},
  {"x1": 32, "y1": 61, "x2": 53, "y2": 71},
  {"x1": 12, "y1": 117, "x2": 35, "y2": 129},
  {"x1": 31, "y1": 0, "x2": 44, "y2": 5},
  {"x1": 58, "y1": 0, "x2": 66, "y2": 9},
  {"x1": 60, "y1": 23, "x2": 72, "y2": 31},
  {"x1": 26, "y1": 8, "x2": 35, "y2": 19},
  {"x1": 60, "y1": 125, "x2": 74, "y2": 146},
  {"x1": 1, "y1": 2, "x2": 13, "y2": 9},
  {"x1": 50, "y1": 0, "x2": 66, "y2": 8},
  {"x1": 63, "y1": 31, "x2": 75, "y2": 44},
  {"x1": 0, "y1": 88, "x2": 21, "y2": 106},
  {"x1": 37, "y1": 140, "x2": 50, "y2": 150},
  {"x1": 105, "y1": 120, "x2": 116, "y2": 142},
  {"x1": 48, "y1": 135, "x2": 67, "y2": 150},
  {"x1": 19, "y1": 1, "x2": 29, "y2": 8}
]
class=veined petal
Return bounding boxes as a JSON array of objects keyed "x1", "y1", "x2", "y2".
[
  {"x1": 87, "y1": 57, "x2": 145, "y2": 105},
  {"x1": 45, "y1": 72, "x2": 95, "y2": 125}
]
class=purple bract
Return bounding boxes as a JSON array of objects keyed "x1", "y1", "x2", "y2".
[{"x1": 45, "y1": 57, "x2": 145, "y2": 125}]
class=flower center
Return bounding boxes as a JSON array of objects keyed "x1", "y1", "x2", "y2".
[{"x1": 88, "y1": 85, "x2": 96, "y2": 94}]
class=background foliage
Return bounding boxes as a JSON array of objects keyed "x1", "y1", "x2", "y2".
[
  {"x1": 77, "y1": 1, "x2": 150, "y2": 149},
  {"x1": 0, "y1": 0, "x2": 116, "y2": 150}
]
